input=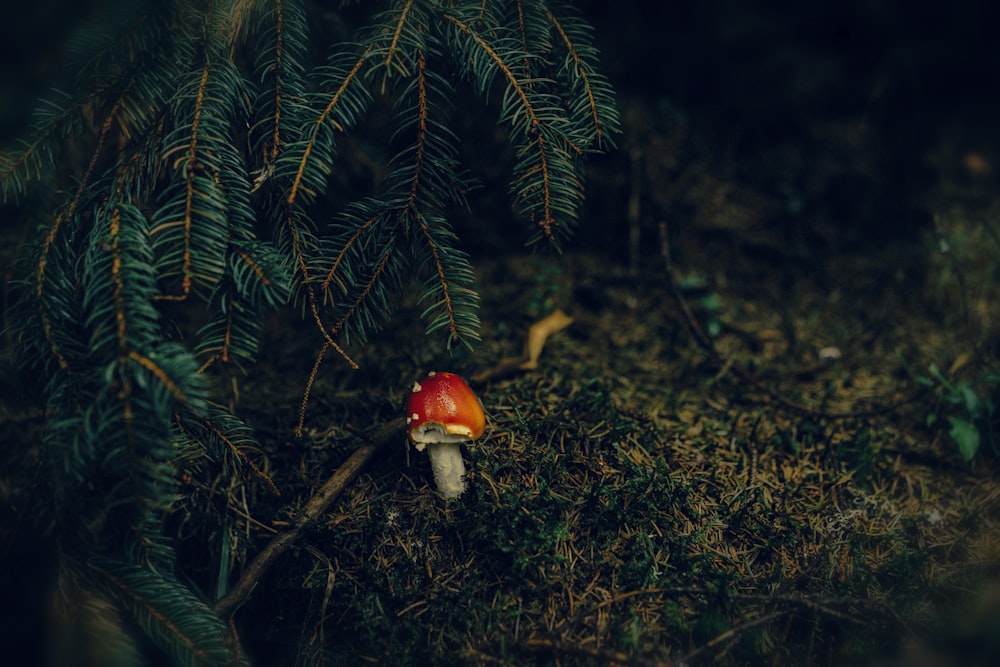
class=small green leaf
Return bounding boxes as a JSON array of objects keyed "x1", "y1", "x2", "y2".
[
  {"x1": 699, "y1": 293, "x2": 724, "y2": 312},
  {"x1": 677, "y1": 274, "x2": 707, "y2": 292},
  {"x1": 928, "y1": 363, "x2": 945, "y2": 383},
  {"x1": 947, "y1": 416, "x2": 980, "y2": 462},
  {"x1": 959, "y1": 384, "x2": 980, "y2": 416}
]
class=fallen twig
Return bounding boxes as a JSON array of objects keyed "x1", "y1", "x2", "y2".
[
  {"x1": 214, "y1": 416, "x2": 406, "y2": 619},
  {"x1": 658, "y1": 220, "x2": 924, "y2": 419},
  {"x1": 677, "y1": 610, "x2": 788, "y2": 665}
]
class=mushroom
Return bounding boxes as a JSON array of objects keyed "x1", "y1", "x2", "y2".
[{"x1": 405, "y1": 371, "x2": 485, "y2": 498}]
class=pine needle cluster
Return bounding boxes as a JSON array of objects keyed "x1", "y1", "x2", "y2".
[{"x1": 2, "y1": 0, "x2": 618, "y2": 664}]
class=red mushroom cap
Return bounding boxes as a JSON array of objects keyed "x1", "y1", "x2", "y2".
[{"x1": 405, "y1": 372, "x2": 485, "y2": 446}]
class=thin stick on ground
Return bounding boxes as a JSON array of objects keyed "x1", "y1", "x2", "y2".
[
  {"x1": 678, "y1": 610, "x2": 789, "y2": 664},
  {"x1": 658, "y1": 220, "x2": 924, "y2": 419},
  {"x1": 214, "y1": 416, "x2": 406, "y2": 619}
]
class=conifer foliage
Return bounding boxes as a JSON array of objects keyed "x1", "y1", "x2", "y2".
[{"x1": 2, "y1": 0, "x2": 618, "y2": 664}]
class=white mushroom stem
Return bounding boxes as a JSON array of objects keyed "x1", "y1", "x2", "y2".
[{"x1": 422, "y1": 442, "x2": 467, "y2": 498}]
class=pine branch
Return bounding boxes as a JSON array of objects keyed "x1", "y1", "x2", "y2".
[
  {"x1": 82, "y1": 202, "x2": 163, "y2": 358},
  {"x1": 443, "y1": 9, "x2": 583, "y2": 242},
  {"x1": 0, "y1": 1, "x2": 182, "y2": 203},
  {"x1": 196, "y1": 240, "x2": 291, "y2": 370},
  {"x1": 380, "y1": 0, "x2": 421, "y2": 78},
  {"x1": 508, "y1": 0, "x2": 553, "y2": 56},
  {"x1": 546, "y1": 4, "x2": 622, "y2": 151},
  {"x1": 152, "y1": 56, "x2": 252, "y2": 300},
  {"x1": 176, "y1": 404, "x2": 280, "y2": 496},
  {"x1": 88, "y1": 556, "x2": 249, "y2": 666},
  {"x1": 0, "y1": 91, "x2": 82, "y2": 201},
  {"x1": 386, "y1": 47, "x2": 479, "y2": 346},
  {"x1": 283, "y1": 48, "x2": 373, "y2": 207},
  {"x1": 45, "y1": 197, "x2": 207, "y2": 567},
  {"x1": 413, "y1": 211, "x2": 481, "y2": 347},
  {"x1": 272, "y1": 41, "x2": 374, "y2": 349},
  {"x1": 34, "y1": 90, "x2": 130, "y2": 370},
  {"x1": 251, "y1": 0, "x2": 309, "y2": 177},
  {"x1": 64, "y1": 0, "x2": 179, "y2": 83},
  {"x1": 323, "y1": 211, "x2": 405, "y2": 342}
]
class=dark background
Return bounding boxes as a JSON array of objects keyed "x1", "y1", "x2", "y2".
[{"x1": 4, "y1": 1, "x2": 999, "y2": 241}]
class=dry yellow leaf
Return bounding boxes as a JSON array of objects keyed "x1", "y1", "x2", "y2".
[{"x1": 520, "y1": 309, "x2": 574, "y2": 370}]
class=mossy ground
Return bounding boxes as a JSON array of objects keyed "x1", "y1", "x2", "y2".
[{"x1": 212, "y1": 209, "x2": 998, "y2": 665}]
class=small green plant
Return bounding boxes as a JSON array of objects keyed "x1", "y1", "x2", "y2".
[
  {"x1": 1, "y1": 1, "x2": 619, "y2": 664},
  {"x1": 677, "y1": 272, "x2": 725, "y2": 337},
  {"x1": 920, "y1": 363, "x2": 997, "y2": 461}
]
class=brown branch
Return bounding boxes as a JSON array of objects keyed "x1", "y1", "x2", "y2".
[
  {"x1": 468, "y1": 310, "x2": 573, "y2": 385},
  {"x1": 296, "y1": 339, "x2": 329, "y2": 438},
  {"x1": 658, "y1": 221, "x2": 925, "y2": 419},
  {"x1": 213, "y1": 416, "x2": 407, "y2": 620},
  {"x1": 384, "y1": 0, "x2": 416, "y2": 73},
  {"x1": 679, "y1": 611, "x2": 789, "y2": 664}
]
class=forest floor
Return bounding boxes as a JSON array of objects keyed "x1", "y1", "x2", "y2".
[
  {"x1": 3, "y1": 186, "x2": 999, "y2": 665},
  {"x1": 203, "y1": 104, "x2": 1000, "y2": 664}
]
